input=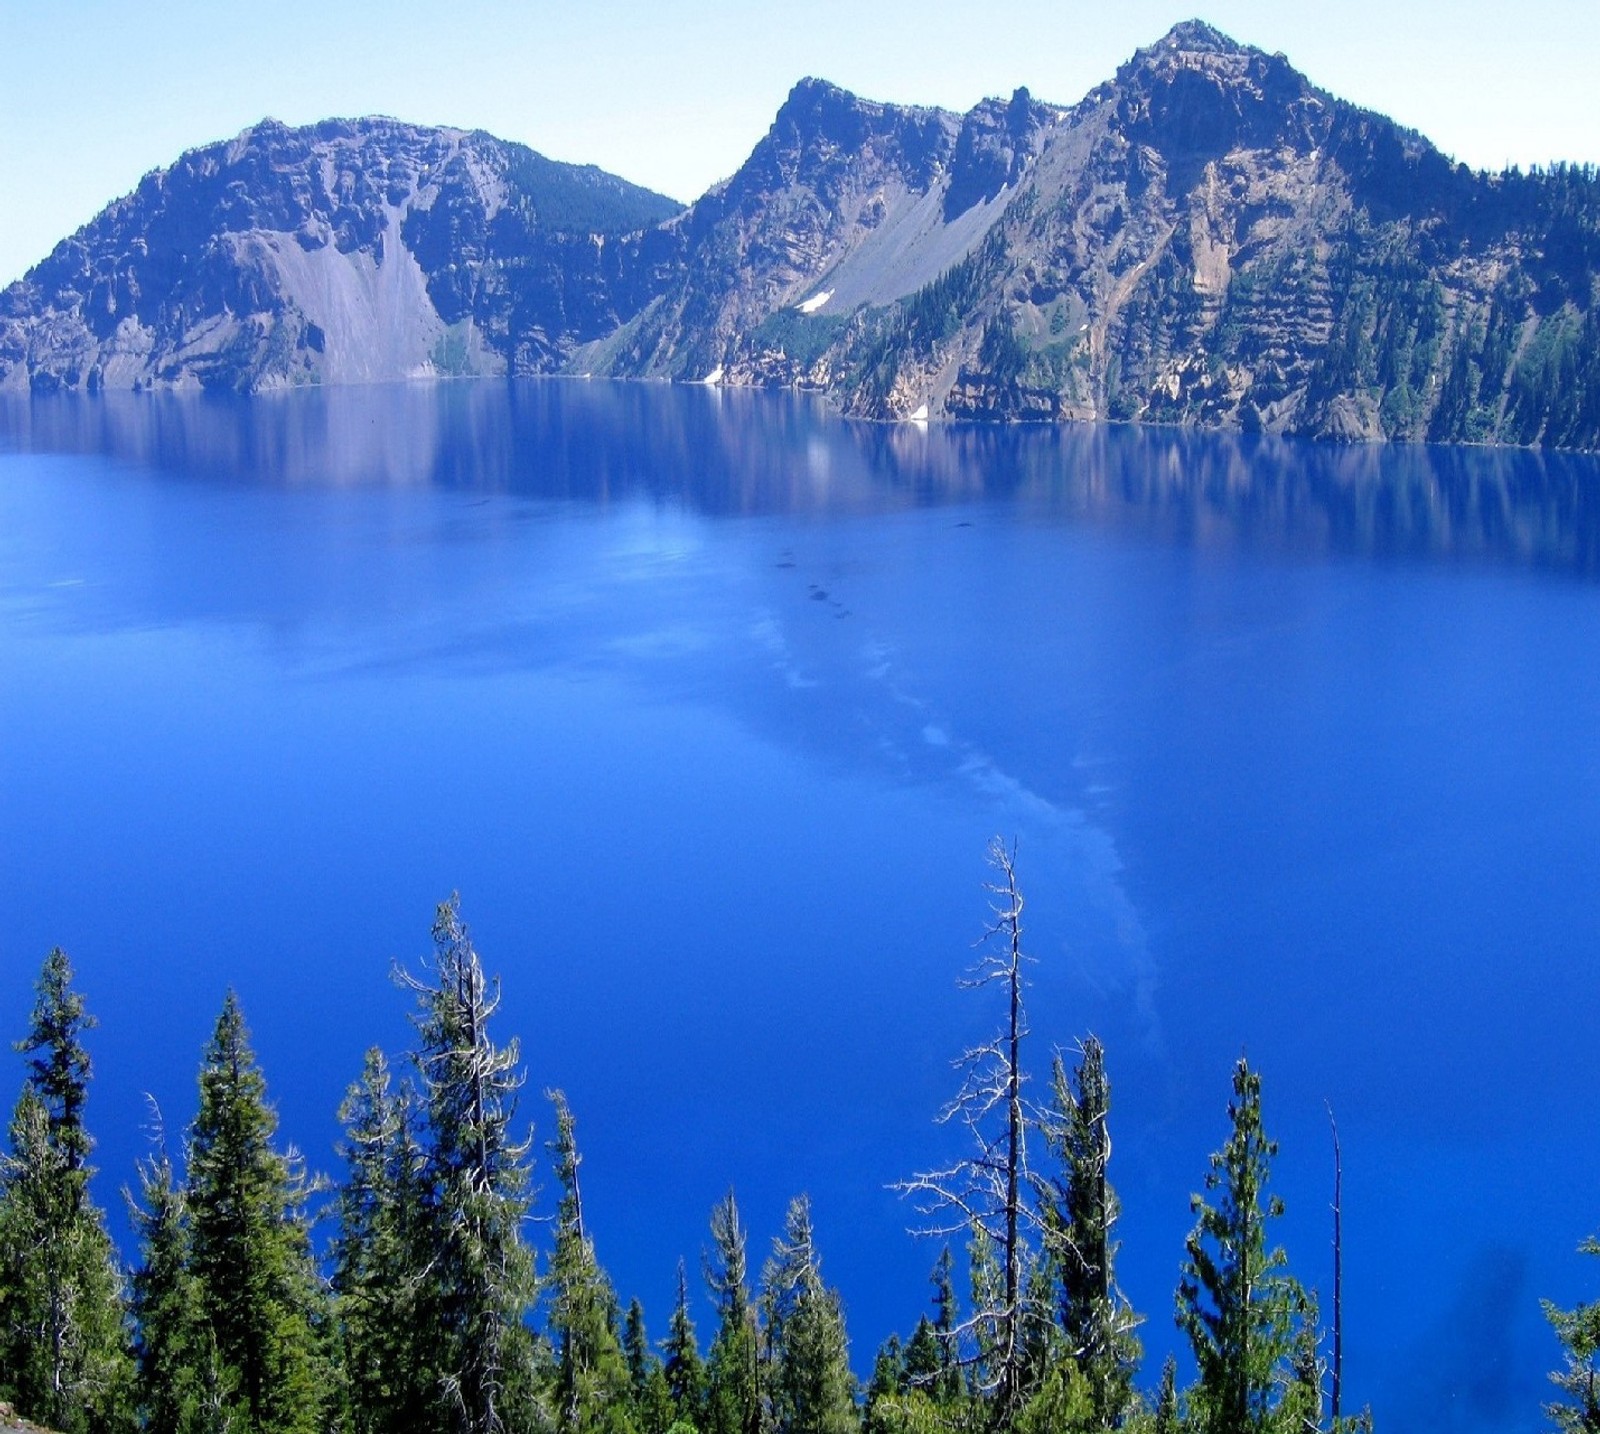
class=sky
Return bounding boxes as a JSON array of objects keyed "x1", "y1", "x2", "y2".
[{"x1": 3, "y1": 0, "x2": 1599, "y2": 287}]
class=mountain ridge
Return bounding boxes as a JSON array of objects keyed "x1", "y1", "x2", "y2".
[{"x1": 3, "y1": 21, "x2": 1597, "y2": 449}]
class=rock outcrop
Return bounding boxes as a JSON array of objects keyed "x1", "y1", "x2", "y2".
[
  {"x1": 4, "y1": 24, "x2": 1597, "y2": 448},
  {"x1": 592, "y1": 21, "x2": 1600, "y2": 449},
  {"x1": 0, "y1": 118, "x2": 680, "y2": 393}
]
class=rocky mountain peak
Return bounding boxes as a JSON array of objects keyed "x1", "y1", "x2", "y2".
[{"x1": 1151, "y1": 19, "x2": 1252, "y2": 57}]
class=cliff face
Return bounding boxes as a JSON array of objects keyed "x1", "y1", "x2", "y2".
[
  {"x1": 4, "y1": 25, "x2": 1598, "y2": 447},
  {"x1": 595, "y1": 21, "x2": 1600, "y2": 449},
  {"x1": 0, "y1": 118, "x2": 681, "y2": 393}
]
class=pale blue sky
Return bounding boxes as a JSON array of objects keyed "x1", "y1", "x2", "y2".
[{"x1": 3, "y1": 0, "x2": 1597, "y2": 286}]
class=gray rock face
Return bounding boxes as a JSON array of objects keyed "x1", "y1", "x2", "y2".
[
  {"x1": 4, "y1": 27, "x2": 1597, "y2": 447},
  {"x1": 0, "y1": 118, "x2": 680, "y2": 393},
  {"x1": 596, "y1": 21, "x2": 1600, "y2": 449}
]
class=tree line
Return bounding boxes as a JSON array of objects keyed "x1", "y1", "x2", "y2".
[{"x1": 1, "y1": 845, "x2": 1596, "y2": 1434}]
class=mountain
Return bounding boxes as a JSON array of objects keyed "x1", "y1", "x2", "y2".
[
  {"x1": 3, "y1": 24, "x2": 1598, "y2": 448},
  {"x1": 0, "y1": 118, "x2": 680, "y2": 393},
  {"x1": 592, "y1": 20, "x2": 1600, "y2": 448}
]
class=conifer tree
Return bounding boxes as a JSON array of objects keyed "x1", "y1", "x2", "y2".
[
  {"x1": 662, "y1": 1260, "x2": 706, "y2": 1430},
  {"x1": 399, "y1": 894, "x2": 539, "y2": 1434},
  {"x1": 546, "y1": 1089, "x2": 634, "y2": 1434},
  {"x1": 704, "y1": 1193, "x2": 760, "y2": 1434},
  {"x1": 624, "y1": 1298, "x2": 676, "y2": 1434},
  {"x1": 0, "y1": 947, "x2": 132, "y2": 1434},
  {"x1": 759, "y1": 1196, "x2": 855, "y2": 1434},
  {"x1": 1150, "y1": 1357, "x2": 1179, "y2": 1434},
  {"x1": 128, "y1": 1148, "x2": 236, "y2": 1434},
  {"x1": 1037, "y1": 1037, "x2": 1141, "y2": 1427},
  {"x1": 864, "y1": 1333, "x2": 907, "y2": 1430},
  {"x1": 185, "y1": 992, "x2": 328, "y2": 1434},
  {"x1": 1543, "y1": 1236, "x2": 1600, "y2": 1434},
  {"x1": 333, "y1": 1047, "x2": 435, "y2": 1434},
  {"x1": 1177, "y1": 1058, "x2": 1311, "y2": 1434},
  {"x1": 928, "y1": 1248, "x2": 962, "y2": 1406}
]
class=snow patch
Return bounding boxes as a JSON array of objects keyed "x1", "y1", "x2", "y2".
[
  {"x1": 796, "y1": 289, "x2": 833, "y2": 314},
  {"x1": 703, "y1": 365, "x2": 724, "y2": 385},
  {"x1": 907, "y1": 403, "x2": 929, "y2": 422}
]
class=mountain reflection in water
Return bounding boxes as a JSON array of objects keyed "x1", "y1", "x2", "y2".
[{"x1": 6, "y1": 379, "x2": 1600, "y2": 576}]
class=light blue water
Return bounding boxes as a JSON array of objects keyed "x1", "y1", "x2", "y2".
[{"x1": 2, "y1": 381, "x2": 1598, "y2": 1432}]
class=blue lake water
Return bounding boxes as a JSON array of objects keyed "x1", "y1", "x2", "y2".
[{"x1": 1, "y1": 380, "x2": 1598, "y2": 1432}]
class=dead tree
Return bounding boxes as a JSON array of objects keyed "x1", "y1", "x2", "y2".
[
  {"x1": 895, "y1": 837, "x2": 1039, "y2": 1419},
  {"x1": 1328, "y1": 1104, "x2": 1343, "y2": 1425}
]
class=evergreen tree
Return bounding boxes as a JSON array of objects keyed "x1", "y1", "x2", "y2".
[
  {"x1": 662, "y1": 1260, "x2": 706, "y2": 1430},
  {"x1": 865, "y1": 1333, "x2": 907, "y2": 1425},
  {"x1": 758, "y1": 1196, "x2": 855, "y2": 1434},
  {"x1": 333, "y1": 1047, "x2": 435, "y2": 1434},
  {"x1": 1543, "y1": 1236, "x2": 1600, "y2": 1434},
  {"x1": 704, "y1": 1193, "x2": 760, "y2": 1434},
  {"x1": 399, "y1": 894, "x2": 539, "y2": 1434},
  {"x1": 128, "y1": 1148, "x2": 236, "y2": 1434},
  {"x1": 0, "y1": 948, "x2": 132, "y2": 1434},
  {"x1": 1177, "y1": 1058, "x2": 1311, "y2": 1434},
  {"x1": 624, "y1": 1298, "x2": 676, "y2": 1434},
  {"x1": 185, "y1": 991, "x2": 328, "y2": 1434},
  {"x1": 1037, "y1": 1037, "x2": 1141, "y2": 1428},
  {"x1": 929, "y1": 1248, "x2": 962, "y2": 1406},
  {"x1": 546, "y1": 1089, "x2": 634, "y2": 1434},
  {"x1": 1150, "y1": 1357, "x2": 1179, "y2": 1434}
]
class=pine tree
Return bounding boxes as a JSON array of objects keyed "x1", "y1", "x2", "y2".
[
  {"x1": 624, "y1": 1298, "x2": 676, "y2": 1434},
  {"x1": 1037, "y1": 1037, "x2": 1141, "y2": 1428},
  {"x1": 546, "y1": 1089, "x2": 634, "y2": 1434},
  {"x1": 333, "y1": 1047, "x2": 435, "y2": 1434},
  {"x1": 662, "y1": 1260, "x2": 706, "y2": 1430},
  {"x1": 864, "y1": 1333, "x2": 907, "y2": 1434},
  {"x1": 929, "y1": 1248, "x2": 962, "y2": 1406},
  {"x1": 399, "y1": 894, "x2": 539, "y2": 1434},
  {"x1": 185, "y1": 991, "x2": 329, "y2": 1434},
  {"x1": 1543, "y1": 1236, "x2": 1600, "y2": 1433},
  {"x1": 759, "y1": 1196, "x2": 855, "y2": 1434},
  {"x1": 704, "y1": 1193, "x2": 760, "y2": 1434},
  {"x1": 1177, "y1": 1058, "x2": 1311, "y2": 1434},
  {"x1": 128, "y1": 1148, "x2": 236, "y2": 1434},
  {"x1": 0, "y1": 947, "x2": 133, "y2": 1434},
  {"x1": 1150, "y1": 1357, "x2": 1179, "y2": 1434}
]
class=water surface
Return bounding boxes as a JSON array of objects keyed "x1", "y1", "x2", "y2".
[{"x1": 2, "y1": 381, "x2": 1598, "y2": 1433}]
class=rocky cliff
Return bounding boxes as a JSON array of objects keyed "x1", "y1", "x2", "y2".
[
  {"x1": 0, "y1": 118, "x2": 680, "y2": 393},
  {"x1": 593, "y1": 21, "x2": 1599, "y2": 449},
  {"x1": 3, "y1": 25, "x2": 1597, "y2": 448}
]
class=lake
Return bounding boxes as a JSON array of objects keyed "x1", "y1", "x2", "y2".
[{"x1": 1, "y1": 379, "x2": 1598, "y2": 1433}]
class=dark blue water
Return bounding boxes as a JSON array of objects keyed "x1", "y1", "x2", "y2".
[{"x1": 2, "y1": 381, "x2": 1598, "y2": 1432}]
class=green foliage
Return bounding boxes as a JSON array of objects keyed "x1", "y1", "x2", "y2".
[
  {"x1": 1177, "y1": 1058, "x2": 1312, "y2": 1434},
  {"x1": 624, "y1": 1298, "x2": 677, "y2": 1434},
  {"x1": 662, "y1": 1259, "x2": 706, "y2": 1428},
  {"x1": 1037, "y1": 1037, "x2": 1140, "y2": 1429},
  {"x1": 186, "y1": 992, "x2": 329, "y2": 1434},
  {"x1": 0, "y1": 949, "x2": 133, "y2": 1434},
  {"x1": 704, "y1": 1192, "x2": 760, "y2": 1434},
  {"x1": 752, "y1": 309, "x2": 850, "y2": 368},
  {"x1": 547, "y1": 1089, "x2": 635, "y2": 1434},
  {"x1": 977, "y1": 316, "x2": 1029, "y2": 386},
  {"x1": 401, "y1": 894, "x2": 540, "y2": 1434},
  {"x1": 1543, "y1": 1236, "x2": 1600, "y2": 1433},
  {"x1": 332, "y1": 1047, "x2": 437, "y2": 1434},
  {"x1": 129, "y1": 1150, "x2": 238, "y2": 1434},
  {"x1": 847, "y1": 230, "x2": 1009, "y2": 407},
  {"x1": 497, "y1": 142, "x2": 682, "y2": 235},
  {"x1": 759, "y1": 1196, "x2": 856, "y2": 1434},
  {"x1": 1012, "y1": 1362, "x2": 1094, "y2": 1434}
]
